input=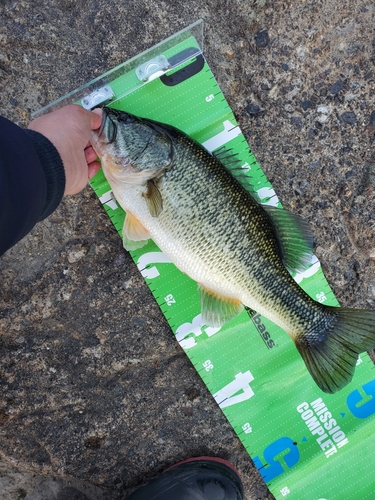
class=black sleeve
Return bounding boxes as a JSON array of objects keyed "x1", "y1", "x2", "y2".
[{"x1": 0, "y1": 116, "x2": 66, "y2": 256}]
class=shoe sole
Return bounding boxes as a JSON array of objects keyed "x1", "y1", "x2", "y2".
[{"x1": 165, "y1": 455, "x2": 241, "y2": 477}]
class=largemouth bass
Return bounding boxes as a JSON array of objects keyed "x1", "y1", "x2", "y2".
[{"x1": 91, "y1": 107, "x2": 375, "y2": 394}]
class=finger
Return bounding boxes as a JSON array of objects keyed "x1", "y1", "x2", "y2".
[
  {"x1": 84, "y1": 146, "x2": 98, "y2": 163},
  {"x1": 90, "y1": 108, "x2": 103, "y2": 129},
  {"x1": 88, "y1": 160, "x2": 101, "y2": 180},
  {"x1": 84, "y1": 142, "x2": 100, "y2": 153}
]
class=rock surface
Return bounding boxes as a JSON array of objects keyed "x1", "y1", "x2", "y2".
[{"x1": 1, "y1": 0, "x2": 375, "y2": 498}]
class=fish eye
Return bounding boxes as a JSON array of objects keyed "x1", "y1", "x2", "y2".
[{"x1": 119, "y1": 113, "x2": 131, "y2": 123}]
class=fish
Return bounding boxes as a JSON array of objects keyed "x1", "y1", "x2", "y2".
[{"x1": 91, "y1": 106, "x2": 375, "y2": 394}]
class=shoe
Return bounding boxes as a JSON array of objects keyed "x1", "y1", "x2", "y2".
[{"x1": 124, "y1": 456, "x2": 244, "y2": 500}]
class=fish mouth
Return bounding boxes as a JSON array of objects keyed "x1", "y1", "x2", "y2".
[
  {"x1": 98, "y1": 107, "x2": 118, "y2": 144},
  {"x1": 98, "y1": 108, "x2": 136, "y2": 144}
]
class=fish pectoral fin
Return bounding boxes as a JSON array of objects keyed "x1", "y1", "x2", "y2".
[
  {"x1": 143, "y1": 180, "x2": 163, "y2": 217},
  {"x1": 263, "y1": 205, "x2": 314, "y2": 273},
  {"x1": 295, "y1": 307, "x2": 375, "y2": 394},
  {"x1": 123, "y1": 212, "x2": 150, "y2": 251},
  {"x1": 199, "y1": 285, "x2": 243, "y2": 328}
]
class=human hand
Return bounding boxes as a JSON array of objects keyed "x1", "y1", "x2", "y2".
[{"x1": 28, "y1": 104, "x2": 103, "y2": 195}]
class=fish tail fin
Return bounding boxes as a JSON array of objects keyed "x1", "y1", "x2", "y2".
[{"x1": 295, "y1": 307, "x2": 375, "y2": 393}]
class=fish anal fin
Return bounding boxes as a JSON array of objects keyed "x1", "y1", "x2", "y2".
[
  {"x1": 295, "y1": 306, "x2": 375, "y2": 393},
  {"x1": 143, "y1": 180, "x2": 163, "y2": 217},
  {"x1": 199, "y1": 284, "x2": 243, "y2": 328},
  {"x1": 263, "y1": 205, "x2": 314, "y2": 273},
  {"x1": 123, "y1": 212, "x2": 150, "y2": 251}
]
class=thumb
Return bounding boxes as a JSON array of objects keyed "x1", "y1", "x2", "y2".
[{"x1": 91, "y1": 108, "x2": 103, "y2": 130}]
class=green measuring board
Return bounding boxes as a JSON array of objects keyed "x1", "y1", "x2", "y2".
[{"x1": 36, "y1": 21, "x2": 375, "y2": 500}]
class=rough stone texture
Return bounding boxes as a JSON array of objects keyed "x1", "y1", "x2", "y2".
[{"x1": 1, "y1": 0, "x2": 375, "y2": 499}]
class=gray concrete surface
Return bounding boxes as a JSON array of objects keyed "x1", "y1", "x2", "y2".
[{"x1": 1, "y1": 0, "x2": 375, "y2": 498}]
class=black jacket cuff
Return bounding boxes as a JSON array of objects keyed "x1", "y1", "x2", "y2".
[{"x1": 23, "y1": 129, "x2": 66, "y2": 220}]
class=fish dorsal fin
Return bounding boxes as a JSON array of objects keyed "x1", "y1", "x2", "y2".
[
  {"x1": 213, "y1": 147, "x2": 262, "y2": 203},
  {"x1": 263, "y1": 206, "x2": 314, "y2": 273},
  {"x1": 213, "y1": 147, "x2": 243, "y2": 170},
  {"x1": 123, "y1": 212, "x2": 150, "y2": 251},
  {"x1": 199, "y1": 284, "x2": 243, "y2": 328},
  {"x1": 143, "y1": 180, "x2": 163, "y2": 217}
]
